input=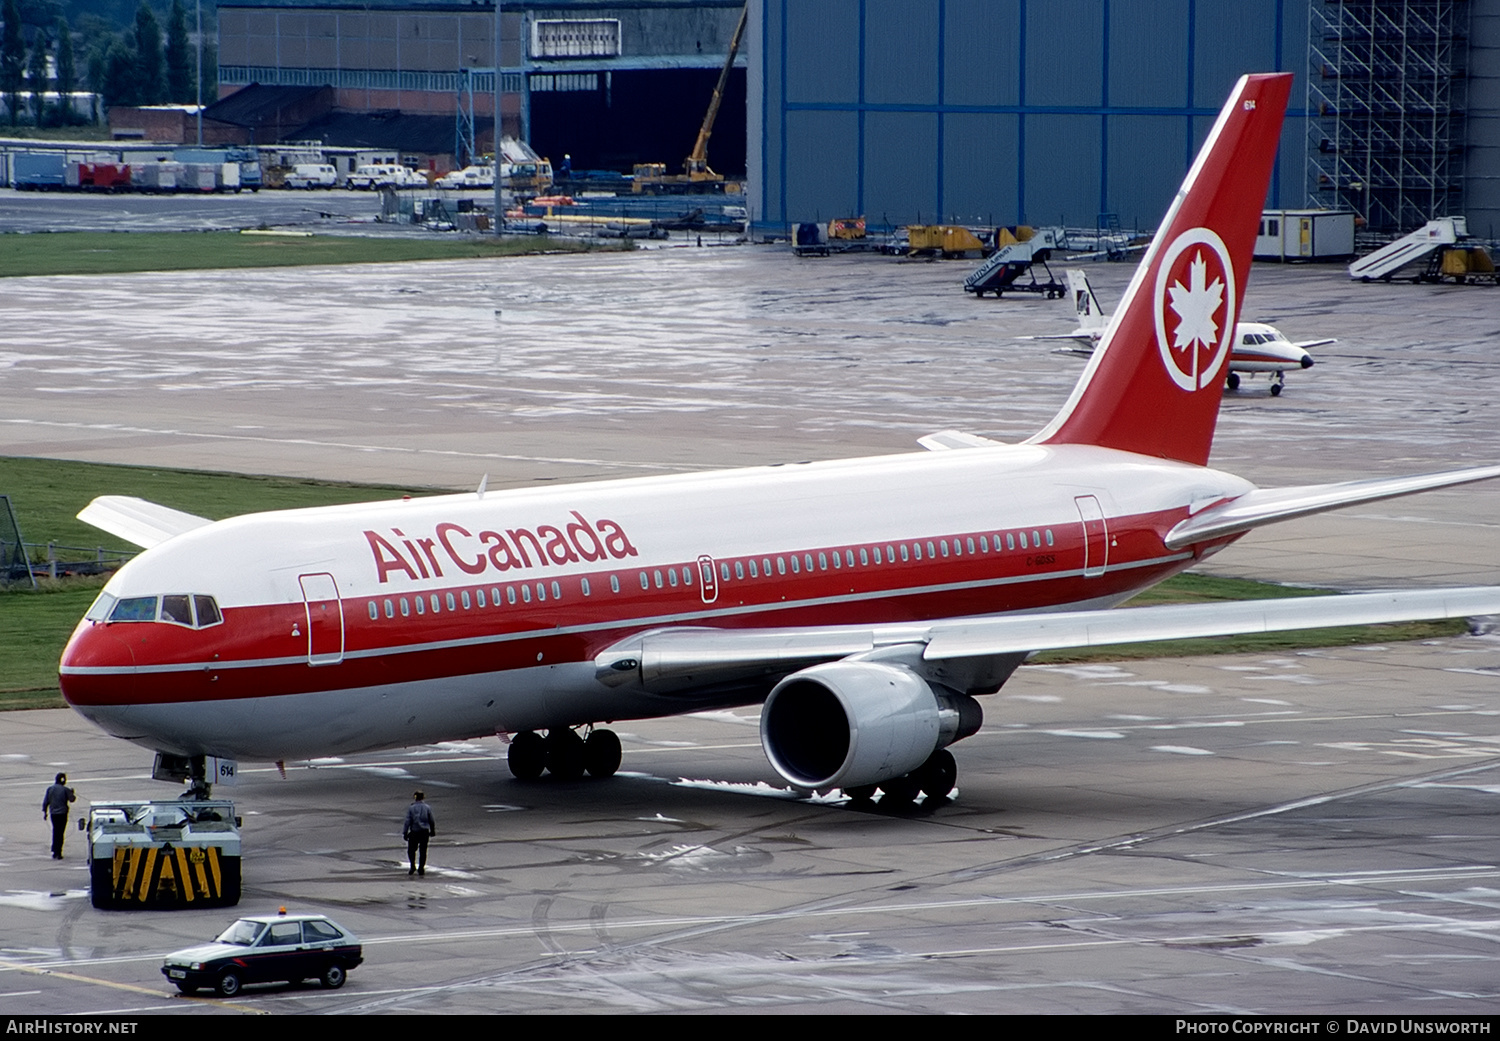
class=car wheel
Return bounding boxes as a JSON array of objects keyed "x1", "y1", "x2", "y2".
[
  {"x1": 321, "y1": 963, "x2": 346, "y2": 989},
  {"x1": 216, "y1": 970, "x2": 242, "y2": 997}
]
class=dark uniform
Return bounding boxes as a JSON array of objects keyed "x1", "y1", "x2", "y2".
[
  {"x1": 403, "y1": 791, "x2": 435, "y2": 876},
  {"x1": 42, "y1": 773, "x2": 76, "y2": 859}
]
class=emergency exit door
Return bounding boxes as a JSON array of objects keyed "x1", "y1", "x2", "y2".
[{"x1": 298, "y1": 572, "x2": 344, "y2": 666}]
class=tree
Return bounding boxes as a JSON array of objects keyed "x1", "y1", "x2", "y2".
[
  {"x1": 25, "y1": 26, "x2": 46, "y2": 124},
  {"x1": 164, "y1": 0, "x2": 188, "y2": 102},
  {"x1": 101, "y1": 36, "x2": 135, "y2": 108},
  {"x1": 1, "y1": 0, "x2": 24, "y2": 126},
  {"x1": 131, "y1": 0, "x2": 162, "y2": 105},
  {"x1": 54, "y1": 17, "x2": 73, "y2": 123}
]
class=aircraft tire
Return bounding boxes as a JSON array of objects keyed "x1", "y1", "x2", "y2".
[
  {"x1": 1226, "y1": 372, "x2": 1240, "y2": 390},
  {"x1": 1270, "y1": 383, "x2": 1282, "y2": 397},
  {"x1": 583, "y1": 729, "x2": 622, "y2": 779},
  {"x1": 546, "y1": 728, "x2": 587, "y2": 781},
  {"x1": 878, "y1": 774, "x2": 920, "y2": 806},
  {"x1": 917, "y1": 749, "x2": 957, "y2": 800},
  {"x1": 508, "y1": 731, "x2": 547, "y2": 780}
]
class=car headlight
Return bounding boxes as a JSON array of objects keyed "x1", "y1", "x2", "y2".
[{"x1": 190, "y1": 962, "x2": 203, "y2": 970}]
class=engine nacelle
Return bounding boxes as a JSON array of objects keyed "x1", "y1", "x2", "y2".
[{"x1": 760, "y1": 661, "x2": 981, "y2": 790}]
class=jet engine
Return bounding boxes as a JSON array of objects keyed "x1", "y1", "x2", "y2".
[{"x1": 759, "y1": 661, "x2": 981, "y2": 791}]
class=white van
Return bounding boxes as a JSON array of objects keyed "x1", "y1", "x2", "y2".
[{"x1": 284, "y1": 164, "x2": 337, "y2": 189}]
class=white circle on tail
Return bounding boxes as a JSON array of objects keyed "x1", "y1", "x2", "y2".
[{"x1": 1153, "y1": 227, "x2": 1237, "y2": 391}]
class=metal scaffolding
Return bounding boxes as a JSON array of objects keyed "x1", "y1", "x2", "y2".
[{"x1": 1306, "y1": 0, "x2": 1470, "y2": 234}]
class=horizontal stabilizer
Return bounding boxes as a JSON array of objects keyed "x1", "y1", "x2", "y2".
[
  {"x1": 918, "y1": 430, "x2": 1004, "y2": 451},
  {"x1": 77, "y1": 496, "x2": 213, "y2": 549},
  {"x1": 1166, "y1": 465, "x2": 1500, "y2": 548},
  {"x1": 923, "y1": 587, "x2": 1500, "y2": 660}
]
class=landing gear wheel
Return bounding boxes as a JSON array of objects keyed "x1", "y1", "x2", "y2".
[
  {"x1": 916, "y1": 749, "x2": 957, "y2": 800},
  {"x1": 216, "y1": 970, "x2": 242, "y2": 998},
  {"x1": 320, "y1": 964, "x2": 346, "y2": 989},
  {"x1": 878, "y1": 774, "x2": 920, "y2": 805},
  {"x1": 583, "y1": 729, "x2": 622, "y2": 778},
  {"x1": 546, "y1": 728, "x2": 587, "y2": 781},
  {"x1": 845, "y1": 784, "x2": 878, "y2": 803},
  {"x1": 1270, "y1": 380, "x2": 1283, "y2": 397},
  {"x1": 1226, "y1": 372, "x2": 1241, "y2": 390},
  {"x1": 508, "y1": 731, "x2": 546, "y2": 780}
]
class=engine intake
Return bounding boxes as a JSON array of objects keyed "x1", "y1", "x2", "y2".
[{"x1": 760, "y1": 661, "x2": 981, "y2": 790}]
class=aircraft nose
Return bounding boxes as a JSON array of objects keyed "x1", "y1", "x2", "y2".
[
  {"x1": 59, "y1": 621, "x2": 135, "y2": 707},
  {"x1": 1300, "y1": 355, "x2": 1315, "y2": 369}
]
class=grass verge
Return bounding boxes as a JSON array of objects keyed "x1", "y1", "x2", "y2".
[
  {"x1": 0, "y1": 230, "x2": 616, "y2": 278},
  {"x1": 0, "y1": 457, "x2": 1473, "y2": 709}
]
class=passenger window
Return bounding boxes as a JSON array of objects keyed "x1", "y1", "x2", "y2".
[
  {"x1": 461, "y1": 591, "x2": 471, "y2": 609},
  {"x1": 979, "y1": 536, "x2": 988, "y2": 552},
  {"x1": 777, "y1": 557, "x2": 786, "y2": 575},
  {"x1": 940, "y1": 541, "x2": 950, "y2": 558},
  {"x1": 761, "y1": 557, "x2": 771, "y2": 576},
  {"x1": 967, "y1": 537, "x2": 976, "y2": 554},
  {"x1": 860, "y1": 548, "x2": 869, "y2": 566},
  {"x1": 477, "y1": 588, "x2": 487, "y2": 608},
  {"x1": 491, "y1": 587, "x2": 501, "y2": 605},
  {"x1": 415, "y1": 596, "x2": 425, "y2": 615},
  {"x1": 830, "y1": 552, "x2": 839, "y2": 570},
  {"x1": 927, "y1": 541, "x2": 936, "y2": 559},
  {"x1": 1006, "y1": 533, "x2": 1015, "y2": 551},
  {"x1": 521, "y1": 585, "x2": 532, "y2": 603},
  {"x1": 885, "y1": 544, "x2": 895, "y2": 561},
  {"x1": 446, "y1": 593, "x2": 457, "y2": 611},
  {"x1": 845, "y1": 550, "x2": 855, "y2": 567},
  {"x1": 536, "y1": 583, "x2": 546, "y2": 602},
  {"x1": 400, "y1": 598, "x2": 410, "y2": 617},
  {"x1": 654, "y1": 570, "x2": 664, "y2": 589},
  {"x1": 367, "y1": 601, "x2": 378, "y2": 621},
  {"x1": 551, "y1": 582, "x2": 561, "y2": 599},
  {"x1": 789, "y1": 555, "x2": 800, "y2": 574},
  {"x1": 193, "y1": 595, "x2": 222, "y2": 626},
  {"x1": 818, "y1": 553, "x2": 827, "y2": 570},
  {"x1": 610, "y1": 575, "x2": 620, "y2": 593},
  {"x1": 1032, "y1": 530, "x2": 1041, "y2": 547},
  {"x1": 683, "y1": 566, "x2": 693, "y2": 585},
  {"x1": 581, "y1": 578, "x2": 591, "y2": 596},
  {"x1": 734, "y1": 561, "x2": 744, "y2": 580},
  {"x1": 749, "y1": 559, "x2": 759, "y2": 578},
  {"x1": 161, "y1": 595, "x2": 192, "y2": 626},
  {"x1": 720, "y1": 563, "x2": 730, "y2": 581},
  {"x1": 1045, "y1": 529, "x2": 1054, "y2": 546},
  {"x1": 670, "y1": 568, "x2": 680, "y2": 587},
  {"x1": 385, "y1": 599, "x2": 395, "y2": 619},
  {"x1": 901, "y1": 544, "x2": 910, "y2": 562},
  {"x1": 507, "y1": 586, "x2": 518, "y2": 605},
  {"x1": 1019, "y1": 532, "x2": 1028, "y2": 549}
]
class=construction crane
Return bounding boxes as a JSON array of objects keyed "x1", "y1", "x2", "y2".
[{"x1": 634, "y1": 2, "x2": 747, "y2": 194}]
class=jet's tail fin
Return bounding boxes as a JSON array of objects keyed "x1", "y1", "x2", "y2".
[
  {"x1": 1065, "y1": 269, "x2": 1108, "y2": 334},
  {"x1": 1029, "y1": 73, "x2": 1292, "y2": 465}
]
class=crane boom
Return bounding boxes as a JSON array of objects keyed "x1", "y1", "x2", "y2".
[{"x1": 684, "y1": 2, "x2": 748, "y2": 178}]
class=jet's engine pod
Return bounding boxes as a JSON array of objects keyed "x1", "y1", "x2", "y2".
[{"x1": 760, "y1": 661, "x2": 981, "y2": 790}]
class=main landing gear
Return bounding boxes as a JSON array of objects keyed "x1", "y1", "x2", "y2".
[
  {"x1": 507, "y1": 726, "x2": 622, "y2": 781},
  {"x1": 844, "y1": 749, "x2": 957, "y2": 807},
  {"x1": 1225, "y1": 371, "x2": 1286, "y2": 396}
]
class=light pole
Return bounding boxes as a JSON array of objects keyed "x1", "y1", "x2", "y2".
[
  {"x1": 195, "y1": 0, "x2": 202, "y2": 145},
  {"x1": 492, "y1": 0, "x2": 502, "y2": 236}
]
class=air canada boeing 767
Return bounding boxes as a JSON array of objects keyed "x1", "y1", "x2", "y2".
[{"x1": 60, "y1": 74, "x2": 1500, "y2": 801}]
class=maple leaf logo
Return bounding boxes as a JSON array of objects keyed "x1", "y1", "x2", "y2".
[
  {"x1": 1166, "y1": 250, "x2": 1225, "y2": 360},
  {"x1": 1153, "y1": 228, "x2": 1236, "y2": 392}
]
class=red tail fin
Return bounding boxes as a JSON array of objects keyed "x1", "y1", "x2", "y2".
[{"x1": 1030, "y1": 73, "x2": 1292, "y2": 465}]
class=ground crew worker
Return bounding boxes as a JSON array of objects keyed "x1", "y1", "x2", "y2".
[
  {"x1": 403, "y1": 790, "x2": 435, "y2": 877},
  {"x1": 42, "y1": 772, "x2": 76, "y2": 859}
]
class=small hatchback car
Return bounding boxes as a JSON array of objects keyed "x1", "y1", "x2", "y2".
[{"x1": 162, "y1": 912, "x2": 363, "y2": 997}]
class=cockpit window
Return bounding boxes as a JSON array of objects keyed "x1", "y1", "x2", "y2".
[
  {"x1": 109, "y1": 597, "x2": 158, "y2": 622},
  {"x1": 85, "y1": 592, "x2": 117, "y2": 622},
  {"x1": 161, "y1": 595, "x2": 193, "y2": 626},
  {"x1": 105, "y1": 594, "x2": 223, "y2": 628},
  {"x1": 194, "y1": 596, "x2": 222, "y2": 627}
]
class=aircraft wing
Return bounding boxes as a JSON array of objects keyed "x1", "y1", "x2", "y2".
[
  {"x1": 596, "y1": 586, "x2": 1500, "y2": 694},
  {"x1": 77, "y1": 496, "x2": 213, "y2": 549},
  {"x1": 1165, "y1": 465, "x2": 1500, "y2": 549},
  {"x1": 1289, "y1": 337, "x2": 1336, "y2": 351}
]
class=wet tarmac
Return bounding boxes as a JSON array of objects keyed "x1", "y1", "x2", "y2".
[
  {"x1": 2, "y1": 638, "x2": 1499, "y2": 1014},
  {"x1": 1, "y1": 242, "x2": 1499, "y2": 1013}
]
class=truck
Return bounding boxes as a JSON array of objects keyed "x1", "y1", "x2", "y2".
[{"x1": 85, "y1": 799, "x2": 241, "y2": 910}]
